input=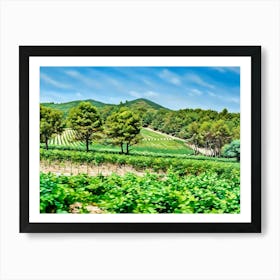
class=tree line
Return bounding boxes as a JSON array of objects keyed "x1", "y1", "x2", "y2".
[
  {"x1": 40, "y1": 102, "x2": 141, "y2": 154},
  {"x1": 40, "y1": 101, "x2": 240, "y2": 159},
  {"x1": 127, "y1": 105, "x2": 240, "y2": 159}
]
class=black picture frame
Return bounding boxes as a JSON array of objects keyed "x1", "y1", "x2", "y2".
[{"x1": 20, "y1": 46, "x2": 261, "y2": 233}]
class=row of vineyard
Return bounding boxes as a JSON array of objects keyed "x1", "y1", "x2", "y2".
[
  {"x1": 47, "y1": 127, "x2": 195, "y2": 156},
  {"x1": 40, "y1": 149, "x2": 239, "y2": 175},
  {"x1": 49, "y1": 129, "x2": 84, "y2": 148},
  {"x1": 40, "y1": 171, "x2": 240, "y2": 214}
]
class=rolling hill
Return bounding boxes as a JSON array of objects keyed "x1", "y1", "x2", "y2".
[
  {"x1": 41, "y1": 99, "x2": 110, "y2": 114},
  {"x1": 124, "y1": 98, "x2": 167, "y2": 110},
  {"x1": 41, "y1": 98, "x2": 169, "y2": 115}
]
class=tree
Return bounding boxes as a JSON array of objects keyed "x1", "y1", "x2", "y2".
[
  {"x1": 222, "y1": 140, "x2": 240, "y2": 161},
  {"x1": 99, "y1": 105, "x2": 117, "y2": 122},
  {"x1": 220, "y1": 108, "x2": 229, "y2": 119},
  {"x1": 187, "y1": 122, "x2": 202, "y2": 155},
  {"x1": 199, "y1": 121, "x2": 215, "y2": 156},
  {"x1": 105, "y1": 107, "x2": 141, "y2": 154},
  {"x1": 68, "y1": 102, "x2": 102, "y2": 152},
  {"x1": 40, "y1": 105, "x2": 64, "y2": 150},
  {"x1": 211, "y1": 120, "x2": 232, "y2": 157},
  {"x1": 142, "y1": 109, "x2": 155, "y2": 127},
  {"x1": 232, "y1": 125, "x2": 240, "y2": 139},
  {"x1": 150, "y1": 109, "x2": 168, "y2": 131}
]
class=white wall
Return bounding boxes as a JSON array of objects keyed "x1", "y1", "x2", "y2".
[{"x1": 0, "y1": 0, "x2": 279, "y2": 279}]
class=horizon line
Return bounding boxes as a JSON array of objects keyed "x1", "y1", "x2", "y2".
[{"x1": 40, "y1": 97, "x2": 240, "y2": 113}]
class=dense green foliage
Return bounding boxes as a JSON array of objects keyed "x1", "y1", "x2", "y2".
[
  {"x1": 105, "y1": 107, "x2": 141, "y2": 154},
  {"x1": 149, "y1": 108, "x2": 239, "y2": 137},
  {"x1": 40, "y1": 105, "x2": 64, "y2": 150},
  {"x1": 148, "y1": 109, "x2": 239, "y2": 156},
  {"x1": 68, "y1": 102, "x2": 102, "y2": 152},
  {"x1": 40, "y1": 149, "x2": 239, "y2": 175},
  {"x1": 41, "y1": 98, "x2": 240, "y2": 158},
  {"x1": 222, "y1": 140, "x2": 240, "y2": 161},
  {"x1": 188, "y1": 119, "x2": 232, "y2": 157},
  {"x1": 40, "y1": 171, "x2": 240, "y2": 214}
]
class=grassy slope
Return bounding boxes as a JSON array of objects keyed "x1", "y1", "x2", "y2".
[
  {"x1": 48, "y1": 127, "x2": 193, "y2": 155},
  {"x1": 135, "y1": 128, "x2": 193, "y2": 155}
]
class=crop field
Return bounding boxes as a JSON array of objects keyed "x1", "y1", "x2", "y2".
[
  {"x1": 40, "y1": 147, "x2": 240, "y2": 214},
  {"x1": 40, "y1": 149, "x2": 239, "y2": 174},
  {"x1": 49, "y1": 129, "x2": 84, "y2": 147}
]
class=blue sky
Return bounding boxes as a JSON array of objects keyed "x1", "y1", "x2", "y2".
[{"x1": 40, "y1": 66, "x2": 240, "y2": 112}]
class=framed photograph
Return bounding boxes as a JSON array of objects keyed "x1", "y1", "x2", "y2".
[{"x1": 20, "y1": 46, "x2": 261, "y2": 233}]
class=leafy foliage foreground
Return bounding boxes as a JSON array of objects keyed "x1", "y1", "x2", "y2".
[{"x1": 40, "y1": 170, "x2": 240, "y2": 214}]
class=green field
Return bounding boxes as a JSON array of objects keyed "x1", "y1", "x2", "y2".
[{"x1": 48, "y1": 127, "x2": 194, "y2": 155}]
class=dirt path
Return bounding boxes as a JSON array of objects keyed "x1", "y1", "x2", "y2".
[
  {"x1": 40, "y1": 160, "x2": 163, "y2": 177},
  {"x1": 144, "y1": 127, "x2": 186, "y2": 142},
  {"x1": 70, "y1": 202, "x2": 103, "y2": 214},
  {"x1": 144, "y1": 127, "x2": 212, "y2": 156}
]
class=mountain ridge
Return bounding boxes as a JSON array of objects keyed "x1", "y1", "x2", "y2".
[{"x1": 41, "y1": 98, "x2": 169, "y2": 113}]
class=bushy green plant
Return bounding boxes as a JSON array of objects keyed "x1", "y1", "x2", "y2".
[
  {"x1": 40, "y1": 149, "x2": 239, "y2": 177},
  {"x1": 222, "y1": 140, "x2": 240, "y2": 161},
  {"x1": 40, "y1": 171, "x2": 240, "y2": 214}
]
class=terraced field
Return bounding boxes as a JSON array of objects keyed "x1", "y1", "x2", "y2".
[{"x1": 49, "y1": 129, "x2": 84, "y2": 148}]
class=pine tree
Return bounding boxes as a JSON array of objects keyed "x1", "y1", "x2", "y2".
[{"x1": 68, "y1": 102, "x2": 102, "y2": 152}]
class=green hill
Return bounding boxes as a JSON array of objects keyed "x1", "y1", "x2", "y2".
[
  {"x1": 124, "y1": 98, "x2": 167, "y2": 110},
  {"x1": 41, "y1": 98, "x2": 169, "y2": 115},
  {"x1": 41, "y1": 99, "x2": 109, "y2": 114}
]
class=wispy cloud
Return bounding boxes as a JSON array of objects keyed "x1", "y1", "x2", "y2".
[
  {"x1": 145, "y1": 91, "x2": 159, "y2": 98},
  {"x1": 186, "y1": 73, "x2": 215, "y2": 89},
  {"x1": 188, "y1": 88, "x2": 203, "y2": 97},
  {"x1": 212, "y1": 67, "x2": 226, "y2": 73},
  {"x1": 207, "y1": 91, "x2": 217, "y2": 97},
  {"x1": 40, "y1": 90, "x2": 73, "y2": 103},
  {"x1": 208, "y1": 91, "x2": 240, "y2": 105},
  {"x1": 142, "y1": 78, "x2": 154, "y2": 87},
  {"x1": 129, "y1": 91, "x2": 141, "y2": 98},
  {"x1": 106, "y1": 77, "x2": 124, "y2": 90},
  {"x1": 129, "y1": 90, "x2": 159, "y2": 98},
  {"x1": 64, "y1": 70, "x2": 100, "y2": 88},
  {"x1": 40, "y1": 73, "x2": 70, "y2": 89},
  {"x1": 227, "y1": 97, "x2": 240, "y2": 104},
  {"x1": 212, "y1": 67, "x2": 240, "y2": 74},
  {"x1": 227, "y1": 67, "x2": 240, "y2": 74},
  {"x1": 159, "y1": 69, "x2": 181, "y2": 86}
]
